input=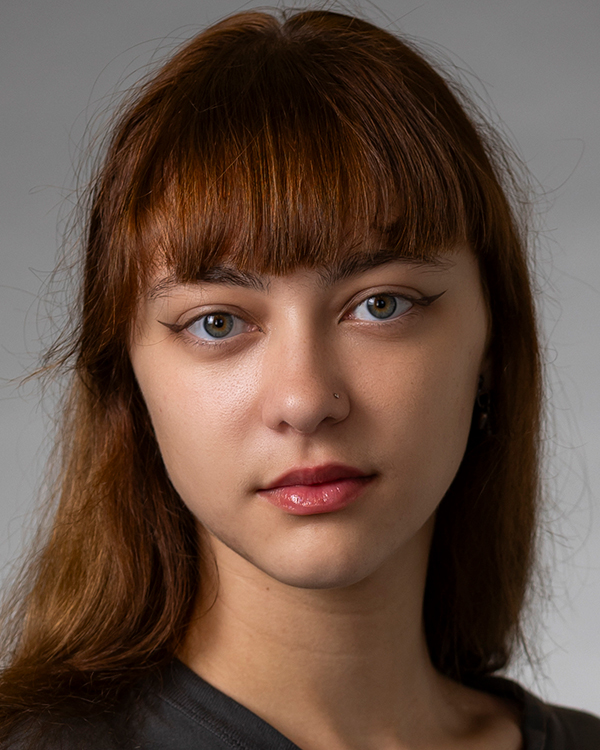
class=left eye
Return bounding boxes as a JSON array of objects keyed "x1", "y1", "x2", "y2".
[
  {"x1": 352, "y1": 294, "x2": 413, "y2": 321},
  {"x1": 187, "y1": 312, "x2": 249, "y2": 341}
]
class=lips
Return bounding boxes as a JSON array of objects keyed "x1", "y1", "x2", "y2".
[
  {"x1": 262, "y1": 463, "x2": 369, "y2": 490},
  {"x1": 258, "y1": 464, "x2": 375, "y2": 515}
]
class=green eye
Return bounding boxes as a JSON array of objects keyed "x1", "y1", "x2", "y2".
[
  {"x1": 188, "y1": 313, "x2": 239, "y2": 340},
  {"x1": 367, "y1": 295, "x2": 397, "y2": 319},
  {"x1": 354, "y1": 294, "x2": 413, "y2": 321},
  {"x1": 204, "y1": 314, "x2": 234, "y2": 338}
]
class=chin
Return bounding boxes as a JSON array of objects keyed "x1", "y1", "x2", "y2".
[
  {"x1": 200, "y1": 500, "x2": 436, "y2": 593},
  {"x1": 232, "y1": 530, "x2": 395, "y2": 591},
  {"x1": 255, "y1": 558, "x2": 383, "y2": 591}
]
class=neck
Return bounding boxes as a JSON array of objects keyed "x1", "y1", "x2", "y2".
[{"x1": 179, "y1": 518, "x2": 478, "y2": 749}]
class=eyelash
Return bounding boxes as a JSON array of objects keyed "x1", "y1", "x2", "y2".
[
  {"x1": 161, "y1": 291, "x2": 445, "y2": 348},
  {"x1": 348, "y1": 291, "x2": 444, "y2": 323}
]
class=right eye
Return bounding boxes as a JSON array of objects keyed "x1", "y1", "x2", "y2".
[{"x1": 186, "y1": 312, "x2": 250, "y2": 341}]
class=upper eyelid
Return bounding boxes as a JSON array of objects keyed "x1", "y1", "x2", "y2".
[
  {"x1": 160, "y1": 289, "x2": 444, "y2": 332},
  {"x1": 170, "y1": 293, "x2": 413, "y2": 327},
  {"x1": 346, "y1": 292, "x2": 415, "y2": 320},
  {"x1": 345, "y1": 290, "x2": 443, "y2": 314},
  {"x1": 159, "y1": 306, "x2": 252, "y2": 334},
  {"x1": 188, "y1": 312, "x2": 252, "y2": 343}
]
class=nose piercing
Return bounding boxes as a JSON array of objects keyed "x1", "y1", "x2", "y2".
[{"x1": 333, "y1": 393, "x2": 340, "y2": 399}]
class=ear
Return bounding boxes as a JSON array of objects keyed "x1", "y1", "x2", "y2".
[
  {"x1": 477, "y1": 354, "x2": 492, "y2": 394},
  {"x1": 475, "y1": 357, "x2": 493, "y2": 436}
]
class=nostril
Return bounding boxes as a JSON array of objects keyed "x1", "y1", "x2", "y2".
[{"x1": 261, "y1": 384, "x2": 350, "y2": 434}]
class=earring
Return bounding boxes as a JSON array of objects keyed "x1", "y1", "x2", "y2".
[
  {"x1": 333, "y1": 392, "x2": 340, "y2": 399},
  {"x1": 476, "y1": 375, "x2": 492, "y2": 436}
]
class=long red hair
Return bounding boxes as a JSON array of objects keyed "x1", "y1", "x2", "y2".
[{"x1": 0, "y1": 8, "x2": 542, "y2": 738}]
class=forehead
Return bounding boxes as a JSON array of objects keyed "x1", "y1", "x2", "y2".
[{"x1": 145, "y1": 247, "x2": 458, "y2": 301}]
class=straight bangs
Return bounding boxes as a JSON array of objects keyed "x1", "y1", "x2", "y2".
[{"x1": 100, "y1": 10, "x2": 488, "y2": 306}]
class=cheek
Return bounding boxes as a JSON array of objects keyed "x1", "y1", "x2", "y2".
[
  {"x1": 356, "y1": 338, "x2": 479, "y2": 430},
  {"x1": 132, "y1": 354, "x2": 260, "y2": 501},
  {"x1": 353, "y1": 325, "x2": 484, "y2": 501}
]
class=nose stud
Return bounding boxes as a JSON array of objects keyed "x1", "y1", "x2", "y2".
[{"x1": 333, "y1": 393, "x2": 340, "y2": 399}]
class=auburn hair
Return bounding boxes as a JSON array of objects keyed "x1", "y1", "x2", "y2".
[{"x1": 0, "y1": 7, "x2": 542, "y2": 738}]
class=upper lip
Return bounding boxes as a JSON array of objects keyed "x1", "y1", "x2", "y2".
[{"x1": 261, "y1": 463, "x2": 371, "y2": 490}]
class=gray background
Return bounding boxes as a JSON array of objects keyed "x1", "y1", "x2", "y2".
[{"x1": 2, "y1": 0, "x2": 599, "y2": 713}]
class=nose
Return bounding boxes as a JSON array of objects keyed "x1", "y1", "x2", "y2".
[{"x1": 260, "y1": 327, "x2": 350, "y2": 434}]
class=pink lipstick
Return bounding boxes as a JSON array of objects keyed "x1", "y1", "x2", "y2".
[{"x1": 258, "y1": 464, "x2": 375, "y2": 515}]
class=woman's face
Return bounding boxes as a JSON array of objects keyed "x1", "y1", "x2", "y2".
[{"x1": 130, "y1": 244, "x2": 489, "y2": 589}]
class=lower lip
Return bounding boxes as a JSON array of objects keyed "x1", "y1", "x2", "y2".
[{"x1": 258, "y1": 476, "x2": 375, "y2": 515}]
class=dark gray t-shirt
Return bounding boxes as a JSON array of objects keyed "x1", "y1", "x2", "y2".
[{"x1": 8, "y1": 659, "x2": 600, "y2": 749}]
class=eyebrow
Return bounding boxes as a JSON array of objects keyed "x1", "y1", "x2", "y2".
[
  {"x1": 316, "y1": 248, "x2": 454, "y2": 285},
  {"x1": 146, "y1": 248, "x2": 454, "y2": 301},
  {"x1": 147, "y1": 267, "x2": 268, "y2": 300}
]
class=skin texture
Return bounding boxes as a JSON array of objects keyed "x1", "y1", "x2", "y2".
[{"x1": 130, "y1": 244, "x2": 522, "y2": 749}]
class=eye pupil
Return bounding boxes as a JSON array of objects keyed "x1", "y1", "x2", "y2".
[
  {"x1": 367, "y1": 294, "x2": 397, "y2": 319},
  {"x1": 204, "y1": 313, "x2": 234, "y2": 338}
]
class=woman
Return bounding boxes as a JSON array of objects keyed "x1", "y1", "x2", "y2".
[{"x1": 1, "y1": 7, "x2": 599, "y2": 749}]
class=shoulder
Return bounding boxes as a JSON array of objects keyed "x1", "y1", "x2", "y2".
[
  {"x1": 0, "y1": 690, "x2": 143, "y2": 750},
  {"x1": 543, "y1": 703, "x2": 600, "y2": 749},
  {"x1": 0, "y1": 661, "x2": 243, "y2": 750},
  {"x1": 469, "y1": 674, "x2": 600, "y2": 750},
  {"x1": 0, "y1": 717, "x2": 125, "y2": 750}
]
